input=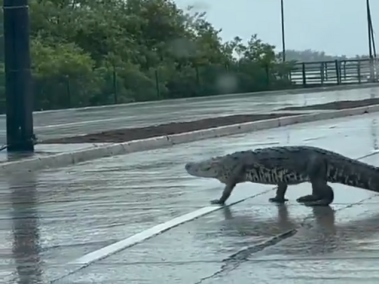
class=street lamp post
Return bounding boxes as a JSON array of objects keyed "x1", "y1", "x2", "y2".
[
  {"x1": 366, "y1": 0, "x2": 373, "y2": 59},
  {"x1": 280, "y1": 0, "x2": 286, "y2": 62},
  {"x1": 365, "y1": 0, "x2": 377, "y2": 82},
  {"x1": 3, "y1": 0, "x2": 34, "y2": 152}
]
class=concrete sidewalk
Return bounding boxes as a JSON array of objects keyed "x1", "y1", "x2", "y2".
[
  {"x1": 0, "y1": 143, "x2": 113, "y2": 163},
  {"x1": 1, "y1": 112, "x2": 379, "y2": 282}
]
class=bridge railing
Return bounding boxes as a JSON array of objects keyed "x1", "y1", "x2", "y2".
[{"x1": 289, "y1": 58, "x2": 379, "y2": 87}]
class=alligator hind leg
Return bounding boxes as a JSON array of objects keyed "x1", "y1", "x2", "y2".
[
  {"x1": 296, "y1": 183, "x2": 334, "y2": 206},
  {"x1": 269, "y1": 183, "x2": 288, "y2": 203},
  {"x1": 296, "y1": 156, "x2": 334, "y2": 206}
]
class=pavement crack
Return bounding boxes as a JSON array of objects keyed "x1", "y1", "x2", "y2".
[
  {"x1": 193, "y1": 229, "x2": 297, "y2": 284},
  {"x1": 223, "y1": 229, "x2": 297, "y2": 262}
]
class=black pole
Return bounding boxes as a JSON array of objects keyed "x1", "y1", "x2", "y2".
[
  {"x1": 3, "y1": 0, "x2": 34, "y2": 152},
  {"x1": 367, "y1": 0, "x2": 376, "y2": 57},
  {"x1": 280, "y1": 0, "x2": 286, "y2": 62},
  {"x1": 366, "y1": 0, "x2": 373, "y2": 58}
]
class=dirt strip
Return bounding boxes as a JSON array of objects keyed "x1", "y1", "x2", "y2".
[{"x1": 40, "y1": 113, "x2": 304, "y2": 144}]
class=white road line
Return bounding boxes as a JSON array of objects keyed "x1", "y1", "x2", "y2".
[
  {"x1": 34, "y1": 117, "x2": 129, "y2": 130},
  {"x1": 50, "y1": 188, "x2": 273, "y2": 283}
]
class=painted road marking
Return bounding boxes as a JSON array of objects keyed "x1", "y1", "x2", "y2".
[
  {"x1": 34, "y1": 117, "x2": 130, "y2": 130},
  {"x1": 50, "y1": 188, "x2": 274, "y2": 283}
]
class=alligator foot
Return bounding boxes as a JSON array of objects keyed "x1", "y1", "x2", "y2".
[
  {"x1": 296, "y1": 195, "x2": 330, "y2": 206},
  {"x1": 269, "y1": 183, "x2": 288, "y2": 204},
  {"x1": 269, "y1": 196, "x2": 288, "y2": 203},
  {"x1": 296, "y1": 185, "x2": 334, "y2": 206},
  {"x1": 210, "y1": 199, "x2": 225, "y2": 205}
]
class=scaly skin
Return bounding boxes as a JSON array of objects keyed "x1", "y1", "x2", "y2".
[{"x1": 184, "y1": 146, "x2": 379, "y2": 206}]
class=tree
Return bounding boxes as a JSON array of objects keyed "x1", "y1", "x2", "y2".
[
  {"x1": 0, "y1": 0, "x2": 292, "y2": 111},
  {"x1": 284, "y1": 49, "x2": 350, "y2": 62}
]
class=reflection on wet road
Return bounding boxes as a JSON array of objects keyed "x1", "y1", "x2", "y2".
[
  {"x1": 8, "y1": 174, "x2": 43, "y2": 284},
  {"x1": 209, "y1": 201, "x2": 379, "y2": 283},
  {"x1": 1, "y1": 113, "x2": 379, "y2": 283}
]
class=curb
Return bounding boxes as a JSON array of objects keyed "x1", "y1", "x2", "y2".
[{"x1": 2, "y1": 104, "x2": 379, "y2": 174}]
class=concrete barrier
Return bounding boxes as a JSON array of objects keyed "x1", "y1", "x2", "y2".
[{"x1": 1, "y1": 104, "x2": 379, "y2": 174}]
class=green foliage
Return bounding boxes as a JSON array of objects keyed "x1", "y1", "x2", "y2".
[{"x1": 0, "y1": 0, "x2": 296, "y2": 111}]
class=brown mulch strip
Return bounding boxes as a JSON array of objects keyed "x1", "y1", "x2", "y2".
[
  {"x1": 278, "y1": 97, "x2": 379, "y2": 111},
  {"x1": 40, "y1": 113, "x2": 303, "y2": 144}
]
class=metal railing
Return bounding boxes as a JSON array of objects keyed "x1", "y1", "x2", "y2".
[{"x1": 289, "y1": 58, "x2": 379, "y2": 87}]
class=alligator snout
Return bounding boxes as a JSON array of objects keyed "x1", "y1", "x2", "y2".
[
  {"x1": 185, "y1": 162, "x2": 198, "y2": 175},
  {"x1": 185, "y1": 162, "x2": 193, "y2": 171}
]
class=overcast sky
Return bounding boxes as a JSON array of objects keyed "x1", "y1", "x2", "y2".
[{"x1": 174, "y1": 0, "x2": 379, "y2": 57}]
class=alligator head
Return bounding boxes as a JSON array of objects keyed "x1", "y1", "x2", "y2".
[{"x1": 184, "y1": 156, "x2": 224, "y2": 179}]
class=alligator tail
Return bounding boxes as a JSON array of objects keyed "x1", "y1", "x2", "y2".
[
  {"x1": 326, "y1": 154, "x2": 379, "y2": 192},
  {"x1": 338, "y1": 161, "x2": 379, "y2": 193}
]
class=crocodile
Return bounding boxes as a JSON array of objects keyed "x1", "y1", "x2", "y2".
[{"x1": 184, "y1": 145, "x2": 379, "y2": 206}]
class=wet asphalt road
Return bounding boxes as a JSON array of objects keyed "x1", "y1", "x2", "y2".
[
  {"x1": 1, "y1": 113, "x2": 379, "y2": 283},
  {"x1": 0, "y1": 86, "x2": 378, "y2": 143}
]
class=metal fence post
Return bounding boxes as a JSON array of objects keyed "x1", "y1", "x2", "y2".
[
  {"x1": 112, "y1": 64, "x2": 117, "y2": 103},
  {"x1": 154, "y1": 70, "x2": 160, "y2": 99},
  {"x1": 335, "y1": 60, "x2": 341, "y2": 85},
  {"x1": 301, "y1": 62, "x2": 306, "y2": 87}
]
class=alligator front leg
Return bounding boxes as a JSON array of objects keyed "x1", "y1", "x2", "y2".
[
  {"x1": 269, "y1": 183, "x2": 289, "y2": 203},
  {"x1": 210, "y1": 181, "x2": 237, "y2": 205},
  {"x1": 210, "y1": 164, "x2": 244, "y2": 206}
]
